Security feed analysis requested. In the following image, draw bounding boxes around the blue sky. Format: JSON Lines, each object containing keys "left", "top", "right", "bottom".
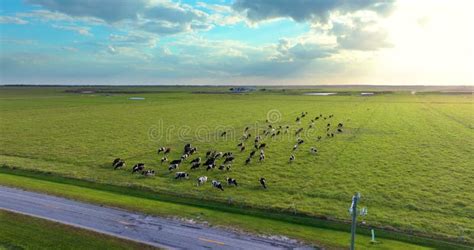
{"left": 0, "top": 0, "right": 472, "bottom": 85}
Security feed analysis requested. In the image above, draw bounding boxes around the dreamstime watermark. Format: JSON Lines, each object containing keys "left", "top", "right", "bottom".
{"left": 266, "top": 109, "right": 282, "bottom": 123}
{"left": 148, "top": 109, "right": 334, "bottom": 144}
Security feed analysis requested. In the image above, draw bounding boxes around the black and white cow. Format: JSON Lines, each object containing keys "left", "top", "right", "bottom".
{"left": 132, "top": 163, "right": 145, "bottom": 173}
{"left": 245, "top": 157, "right": 251, "bottom": 165}
{"left": 212, "top": 180, "right": 224, "bottom": 191}
{"left": 259, "top": 177, "right": 267, "bottom": 189}
{"left": 249, "top": 150, "right": 256, "bottom": 158}
{"left": 289, "top": 154, "right": 295, "bottom": 163}
{"left": 310, "top": 147, "right": 318, "bottom": 154}
{"left": 259, "top": 152, "right": 265, "bottom": 161}
{"left": 112, "top": 158, "right": 121, "bottom": 166}
{"left": 197, "top": 176, "right": 208, "bottom": 186}
{"left": 160, "top": 157, "right": 168, "bottom": 164}
{"left": 170, "top": 159, "right": 183, "bottom": 165}
{"left": 157, "top": 147, "right": 166, "bottom": 154}
{"left": 206, "top": 163, "right": 216, "bottom": 171}
{"left": 190, "top": 162, "right": 201, "bottom": 170}
{"left": 190, "top": 157, "right": 201, "bottom": 164}
{"left": 175, "top": 172, "right": 189, "bottom": 179}
{"left": 168, "top": 163, "right": 179, "bottom": 171}
{"left": 141, "top": 169, "right": 155, "bottom": 176}
{"left": 227, "top": 178, "right": 238, "bottom": 186}
{"left": 224, "top": 156, "right": 234, "bottom": 164}
{"left": 113, "top": 158, "right": 125, "bottom": 169}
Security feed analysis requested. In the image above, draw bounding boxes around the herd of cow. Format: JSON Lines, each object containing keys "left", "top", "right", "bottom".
{"left": 111, "top": 111, "right": 343, "bottom": 191}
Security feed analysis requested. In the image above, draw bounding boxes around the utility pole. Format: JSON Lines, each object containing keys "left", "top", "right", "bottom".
{"left": 349, "top": 192, "right": 360, "bottom": 250}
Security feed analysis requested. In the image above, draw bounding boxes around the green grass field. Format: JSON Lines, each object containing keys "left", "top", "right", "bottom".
{"left": 0, "top": 209, "right": 155, "bottom": 250}
{"left": 0, "top": 86, "right": 473, "bottom": 247}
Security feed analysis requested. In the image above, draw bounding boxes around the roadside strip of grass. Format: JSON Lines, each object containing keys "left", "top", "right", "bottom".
{"left": 0, "top": 209, "right": 156, "bottom": 250}
{"left": 0, "top": 168, "right": 470, "bottom": 250}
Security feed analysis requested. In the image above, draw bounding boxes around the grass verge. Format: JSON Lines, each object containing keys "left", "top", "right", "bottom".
{"left": 0, "top": 209, "right": 156, "bottom": 250}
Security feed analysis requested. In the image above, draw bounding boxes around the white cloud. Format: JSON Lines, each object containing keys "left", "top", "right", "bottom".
{"left": 0, "top": 16, "right": 29, "bottom": 25}
{"left": 51, "top": 24, "right": 92, "bottom": 36}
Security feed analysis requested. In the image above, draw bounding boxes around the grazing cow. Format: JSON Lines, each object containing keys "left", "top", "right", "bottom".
{"left": 203, "top": 157, "right": 215, "bottom": 167}
{"left": 224, "top": 156, "right": 234, "bottom": 164}
{"left": 240, "top": 146, "right": 246, "bottom": 152}
{"left": 254, "top": 136, "right": 261, "bottom": 143}
{"left": 331, "top": 133, "right": 334, "bottom": 137}
{"left": 190, "top": 157, "right": 201, "bottom": 164}
{"left": 227, "top": 178, "right": 238, "bottom": 186}
{"left": 132, "top": 163, "right": 145, "bottom": 173}
{"left": 197, "top": 176, "right": 208, "bottom": 186}
{"left": 237, "top": 142, "right": 244, "bottom": 147}
{"left": 326, "top": 127, "right": 330, "bottom": 132}
{"left": 206, "top": 151, "right": 212, "bottom": 158}
{"left": 259, "top": 143, "right": 266, "bottom": 149}
{"left": 161, "top": 157, "right": 168, "bottom": 164}
{"left": 206, "top": 163, "right": 216, "bottom": 171}
{"left": 327, "top": 133, "right": 330, "bottom": 137}
{"left": 141, "top": 170, "right": 155, "bottom": 176}
{"left": 181, "top": 153, "right": 189, "bottom": 160}
{"left": 221, "top": 131, "right": 227, "bottom": 137}
{"left": 297, "top": 138, "right": 304, "bottom": 144}
{"left": 295, "top": 128, "right": 303, "bottom": 135}
{"left": 175, "top": 172, "right": 189, "bottom": 179}
{"left": 212, "top": 180, "right": 224, "bottom": 191}
{"left": 338, "top": 123, "right": 343, "bottom": 128}
{"left": 259, "top": 153, "right": 265, "bottom": 161}
{"left": 249, "top": 150, "right": 256, "bottom": 158}
{"left": 214, "top": 152, "right": 223, "bottom": 158}
{"left": 189, "top": 147, "right": 197, "bottom": 155}
{"left": 114, "top": 160, "right": 125, "bottom": 170}
{"left": 289, "top": 154, "right": 295, "bottom": 163}
{"left": 112, "top": 158, "right": 121, "bottom": 166}
{"left": 310, "top": 147, "right": 318, "bottom": 154}
{"left": 218, "top": 164, "right": 226, "bottom": 170}
{"left": 157, "top": 147, "right": 165, "bottom": 154}
{"left": 259, "top": 178, "right": 267, "bottom": 189}
{"left": 315, "top": 117, "right": 319, "bottom": 120}
{"left": 301, "top": 112, "right": 306, "bottom": 118}
{"left": 337, "top": 128, "right": 343, "bottom": 133}
{"left": 183, "top": 144, "right": 192, "bottom": 154}
{"left": 327, "top": 123, "right": 331, "bottom": 127}
{"left": 168, "top": 163, "right": 179, "bottom": 171}
{"left": 190, "top": 162, "right": 201, "bottom": 170}
{"left": 296, "top": 117, "right": 300, "bottom": 123}
{"left": 276, "top": 130, "right": 281, "bottom": 135}
{"left": 244, "top": 126, "right": 249, "bottom": 132}
{"left": 164, "top": 147, "right": 171, "bottom": 154}
{"left": 309, "top": 123, "right": 313, "bottom": 129}
{"left": 170, "top": 159, "right": 183, "bottom": 165}
{"left": 292, "top": 144, "right": 298, "bottom": 151}
{"left": 317, "top": 136, "right": 322, "bottom": 141}
{"left": 245, "top": 157, "right": 251, "bottom": 165}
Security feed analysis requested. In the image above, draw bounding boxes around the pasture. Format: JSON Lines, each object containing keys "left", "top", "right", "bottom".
{"left": 0, "top": 86, "right": 472, "bottom": 245}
